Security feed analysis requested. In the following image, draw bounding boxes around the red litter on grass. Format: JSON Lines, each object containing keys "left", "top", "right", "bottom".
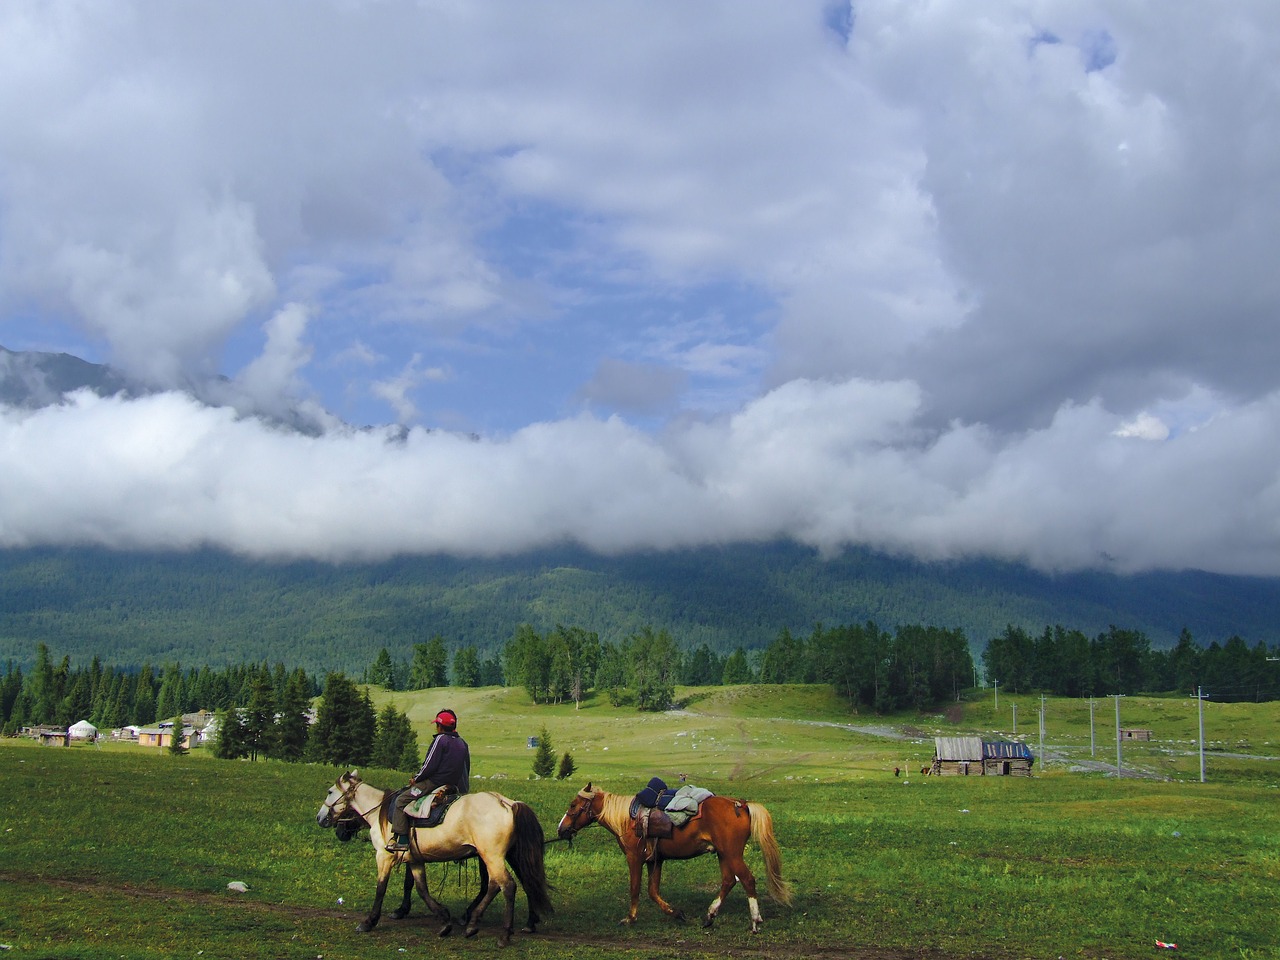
{"left": 1155, "top": 940, "right": 1178, "bottom": 949}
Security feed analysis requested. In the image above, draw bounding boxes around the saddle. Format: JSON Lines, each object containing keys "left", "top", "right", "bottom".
{"left": 404, "top": 784, "right": 459, "bottom": 828}
{"left": 631, "top": 801, "right": 676, "bottom": 840}
{"left": 629, "top": 778, "right": 715, "bottom": 843}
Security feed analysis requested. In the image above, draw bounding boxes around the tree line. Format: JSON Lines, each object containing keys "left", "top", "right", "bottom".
{"left": 363, "top": 620, "right": 975, "bottom": 713}
{"left": 366, "top": 619, "right": 1279, "bottom": 709}
{"left": 214, "top": 671, "right": 421, "bottom": 772}
{"left": 981, "top": 625, "right": 1280, "bottom": 701}
{"left": 5, "top": 620, "right": 1278, "bottom": 752}
{"left": 0, "top": 646, "right": 423, "bottom": 773}
{"left": 0, "top": 643, "right": 321, "bottom": 735}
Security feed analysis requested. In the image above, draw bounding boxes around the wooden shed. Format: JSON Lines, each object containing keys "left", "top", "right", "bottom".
{"left": 1120, "top": 728, "right": 1152, "bottom": 741}
{"left": 982, "top": 740, "right": 1035, "bottom": 776}
{"left": 931, "top": 737, "right": 1035, "bottom": 776}
{"left": 931, "top": 736, "right": 984, "bottom": 776}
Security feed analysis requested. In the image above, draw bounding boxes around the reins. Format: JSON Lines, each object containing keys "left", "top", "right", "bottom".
{"left": 324, "top": 776, "right": 382, "bottom": 824}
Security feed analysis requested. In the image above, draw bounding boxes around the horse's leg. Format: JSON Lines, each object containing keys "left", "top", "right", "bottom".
{"left": 705, "top": 849, "right": 764, "bottom": 934}
{"left": 618, "top": 846, "right": 643, "bottom": 925}
{"left": 463, "top": 858, "right": 490, "bottom": 926}
{"left": 389, "top": 868, "right": 415, "bottom": 920}
{"left": 357, "top": 853, "right": 397, "bottom": 932}
{"left": 407, "top": 864, "right": 455, "bottom": 938}
{"left": 465, "top": 854, "right": 515, "bottom": 947}
{"left": 645, "top": 858, "right": 685, "bottom": 922}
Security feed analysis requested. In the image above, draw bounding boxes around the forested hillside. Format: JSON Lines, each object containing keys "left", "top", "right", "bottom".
{"left": 3, "top": 542, "right": 1280, "bottom": 675}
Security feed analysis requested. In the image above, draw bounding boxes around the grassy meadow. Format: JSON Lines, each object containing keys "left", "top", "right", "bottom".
{"left": 2, "top": 684, "right": 1278, "bottom": 960}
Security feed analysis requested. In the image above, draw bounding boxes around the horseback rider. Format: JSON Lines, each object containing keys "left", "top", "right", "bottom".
{"left": 386, "top": 708, "right": 470, "bottom": 853}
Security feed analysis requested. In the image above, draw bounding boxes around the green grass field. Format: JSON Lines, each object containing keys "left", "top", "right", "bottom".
{"left": 2, "top": 685, "right": 1278, "bottom": 960}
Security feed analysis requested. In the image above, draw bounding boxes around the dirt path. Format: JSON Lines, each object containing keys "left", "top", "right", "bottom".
{"left": 0, "top": 870, "right": 985, "bottom": 960}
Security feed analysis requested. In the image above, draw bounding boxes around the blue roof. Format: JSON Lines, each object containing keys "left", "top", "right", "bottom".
{"left": 982, "top": 741, "right": 1033, "bottom": 760}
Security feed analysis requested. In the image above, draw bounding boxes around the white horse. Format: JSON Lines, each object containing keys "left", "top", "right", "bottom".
{"left": 317, "top": 769, "right": 552, "bottom": 946}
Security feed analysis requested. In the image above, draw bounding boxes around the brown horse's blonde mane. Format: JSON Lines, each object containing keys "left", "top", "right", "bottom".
{"left": 592, "top": 789, "right": 635, "bottom": 838}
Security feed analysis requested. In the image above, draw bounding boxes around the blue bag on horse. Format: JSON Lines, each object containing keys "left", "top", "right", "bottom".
{"left": 635, "top": 776, "right": 667, "bottom": 809}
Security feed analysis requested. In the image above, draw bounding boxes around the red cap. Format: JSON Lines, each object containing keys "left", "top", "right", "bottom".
{"left": 434, "top": 709, "right": 457, "bottom": 730}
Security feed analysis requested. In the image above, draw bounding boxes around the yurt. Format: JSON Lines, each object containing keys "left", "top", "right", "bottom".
{"left": 68, "top": 719, "right": 98, "bottom": 740}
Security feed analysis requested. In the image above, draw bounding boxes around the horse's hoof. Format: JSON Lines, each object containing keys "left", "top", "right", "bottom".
{"left": 497, "top": 934, "right": 511, "bottom": 948}
{"left": 751, "top": 921, "right": 763, "bottom": 934}
{"left": 437, "top": 923, "right": 452, "bottom": 938}
{"left": 355, "top": 922, "right": 373, "bottom": 933}
{"left": 617, "top": 917, "right": 635, "bottom": 926}
{"left": 389, "top": 909, "right": 407, "bottom": 920}
{"left": 520, "top": 924, "right": 538, "bottom": 934}
{"left": 672, "top": 911, "right": 686, "bottom": 923}
{"left": 464, "top": 926, "right": 480, "bottom": 939}
{"left": 702, "top": 915, "right": 714, "bottom": 929}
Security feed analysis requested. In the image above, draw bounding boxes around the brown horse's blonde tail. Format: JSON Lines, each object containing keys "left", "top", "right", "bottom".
{"left": 746, "top": 802, "right": 793, "bottom": 906}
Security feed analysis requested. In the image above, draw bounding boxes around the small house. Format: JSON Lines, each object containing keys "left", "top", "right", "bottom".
{"left": 931, "top": 736, "right": 984, "bottom": 776}
{"left": 68, "top": 719, "right": 98, "bottom": 741}
{"left": 982, "top": 740, "right": 1034, "bottom": 776}
{"left": 138, "top": 726, "right": 169, "bottom": 748}
{"left": 26, "top": 725, "right": 68, "bottom": 746}
{"left": 1120, "top": 728, "right": 1152, "bottom": 741}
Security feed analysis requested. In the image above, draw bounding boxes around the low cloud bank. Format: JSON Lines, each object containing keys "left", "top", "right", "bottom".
{"left": 4, "top": 380, "right": 1278, "bottom": 577}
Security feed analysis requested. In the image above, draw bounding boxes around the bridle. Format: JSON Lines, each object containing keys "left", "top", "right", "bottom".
{"left": 562, "top": 787, "right": 601, "bottom": 837}
{"left": 322, "top": 774, "right": 381, "bottom": 825}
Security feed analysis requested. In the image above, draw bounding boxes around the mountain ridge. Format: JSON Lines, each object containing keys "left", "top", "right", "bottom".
{"left": 2, "top": 542, "right": 1278, "bottom": 676}
{"left": 5, "top": 346, "right": 1280, "bottom": 676}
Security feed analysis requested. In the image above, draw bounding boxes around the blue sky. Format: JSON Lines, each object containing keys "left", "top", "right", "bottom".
{"left": 3, "top": 1, "right": 1280, "bottom": 575}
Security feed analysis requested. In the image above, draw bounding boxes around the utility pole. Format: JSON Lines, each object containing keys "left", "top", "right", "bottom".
{"left": 1038, "top": 695, "right": 1045, "bottom": 769}
{"left": 1113, "top": 694, "right": 1124, "bottom": 775}
{"left": 1089, "top": 698, "right": 1096, "bottom": 757}
{"left": 1012, "top": 702, "right": 1017, "bottom": 735}
{"left": 1192, "top": 686, "right": 1207, "bottom": 783}
{"left": 994, "top": 680, "right": 999, "bottom": 711}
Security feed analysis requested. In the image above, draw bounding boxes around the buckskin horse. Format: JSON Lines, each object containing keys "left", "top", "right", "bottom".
{"left": 317, "top": 769, "right": 552, "bottom": 945}
{"left": 556, "top": 782, "right": 791, "bottom": 933}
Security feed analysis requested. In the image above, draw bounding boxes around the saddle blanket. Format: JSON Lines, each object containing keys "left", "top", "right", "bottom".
{"left": 404, "top": 786, "right": 459, "bottom": 828}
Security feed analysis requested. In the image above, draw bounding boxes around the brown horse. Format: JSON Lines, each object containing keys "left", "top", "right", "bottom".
{"left": 556, "top": 782, "right": 791, "bottom": 933}
{"left": 317, "top": 769, "right": 552, "bottom": 945}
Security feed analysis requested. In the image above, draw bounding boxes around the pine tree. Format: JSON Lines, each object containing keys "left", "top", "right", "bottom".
{"left": 243, "top": 674, "right": 275, "bottom": 761}
{"left": 532, "top": 726, "right": 555, "bottom": 778}
{"left": 365, "top": 648, "right": 397, "bottom": 689}
{"left": 721, "top": 647, "right": 753, "bottom": 684}
{"left": 408, "top": 636, "right": 449, "bottom": 689}
{"left": 167, "top": 716, "right": 188, "bottom": 755}
{"left": 311, "top": 673, "right": 375, "bottom": 766}
{"left": 372, "top": 704, "right": 418, "bottom": 771}
{"left": 556, "top": 750, "right": 576, "bottom": 780}
{"left": 452, "top": 646, "right": 481, "bottom": 687}
{"left": 213, "top": 707, "right": 250, "bottom": 760}
{"left": 272, "top": 670, "right": 312, "bottom": 761}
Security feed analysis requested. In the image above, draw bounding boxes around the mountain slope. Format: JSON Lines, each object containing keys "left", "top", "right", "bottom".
{"left": 2, "top": 543, "right": 1279, "bottom": 675}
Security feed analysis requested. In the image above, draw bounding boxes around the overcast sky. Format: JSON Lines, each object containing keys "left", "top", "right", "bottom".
{"left": 3, "top": 1, "right": 1280, "bottom": 575}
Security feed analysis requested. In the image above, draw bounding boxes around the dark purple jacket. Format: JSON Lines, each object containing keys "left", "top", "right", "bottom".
{"left": 413, "top": 729, "right": 470, "bottom": 794}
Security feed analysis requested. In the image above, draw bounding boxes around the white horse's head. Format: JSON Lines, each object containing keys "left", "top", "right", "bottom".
{"left": 316, "top": 769, "right": 361, "bottom": 828}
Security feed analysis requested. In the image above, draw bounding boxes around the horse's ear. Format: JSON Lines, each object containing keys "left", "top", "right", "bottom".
{"left": 584, "top": 781, "right": 592, "bottom": 791}
{"left": 349, "top": 768, "right": 359, "bottom": 780}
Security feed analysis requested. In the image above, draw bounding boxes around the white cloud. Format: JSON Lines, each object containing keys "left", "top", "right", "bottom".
{"left": 1113, "top": 413, "right": 1169, "bottom": 441}
{"left": 3, "top": 382, "right": 1280, "bottom": 575}
{"left": 2, "top": 1, "right": 1280, "bottom": 575}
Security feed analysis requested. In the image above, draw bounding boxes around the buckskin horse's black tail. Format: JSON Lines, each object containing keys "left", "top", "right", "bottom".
{"left": 507, "top": 801, "right": 554, "bottom": 918}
